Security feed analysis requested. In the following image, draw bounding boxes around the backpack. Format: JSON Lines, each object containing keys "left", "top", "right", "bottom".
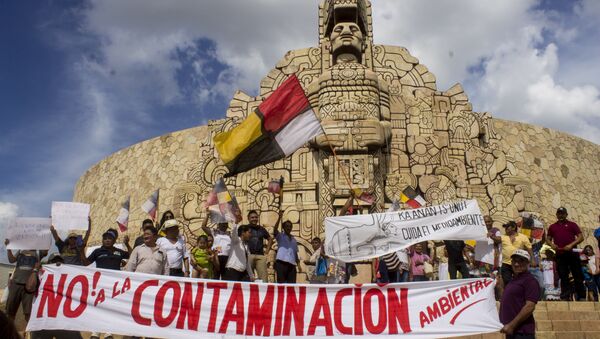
{"left": 316, "top": 257, "right": 327, "bottom": 276}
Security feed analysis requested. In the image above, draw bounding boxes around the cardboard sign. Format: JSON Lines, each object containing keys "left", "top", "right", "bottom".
{"left": 51, "top": 201, "right": 90, "bottom": 231}
{"left": 6, "top": 217, "right": 52, "bottom": 250}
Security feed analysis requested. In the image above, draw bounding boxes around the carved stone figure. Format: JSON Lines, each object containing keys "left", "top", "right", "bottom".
{"left": 169, "top": 0, "right": 534, "bottom": 281}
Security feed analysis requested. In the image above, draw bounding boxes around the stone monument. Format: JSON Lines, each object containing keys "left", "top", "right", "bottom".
{"left": 75, "top": 0, "right": 600, "bottom": 282}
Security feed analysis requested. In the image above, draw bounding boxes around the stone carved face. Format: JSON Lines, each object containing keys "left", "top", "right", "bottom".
{"left": 330, "top": 22, "right": 363, "bottom": 62}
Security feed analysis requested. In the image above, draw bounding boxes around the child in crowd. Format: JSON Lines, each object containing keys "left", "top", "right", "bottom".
{"left": 190, "top": 235, "right": 219, "bottom": 279}
{"left": 540, "top": 246, "right": 560, "bottom": 300}
{"left": 582, "top": 245, "right": 599, "bottom": 301}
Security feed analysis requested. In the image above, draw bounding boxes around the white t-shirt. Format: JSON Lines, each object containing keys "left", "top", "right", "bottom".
{"left": 157, "top": 236, "right": 189, "bottom": 270}
{"left": 588, "top": 255, "right": 597, "bottom": 275}
{"left": 212, "top": 234, "right": 232, "bottom": 256}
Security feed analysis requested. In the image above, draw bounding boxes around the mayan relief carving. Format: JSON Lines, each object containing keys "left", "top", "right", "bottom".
{"left": 168, "top": 0, "right": 534, "bottom": 281}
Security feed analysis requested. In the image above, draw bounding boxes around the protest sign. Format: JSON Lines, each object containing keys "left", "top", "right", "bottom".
{"left": 51, "top": 201, "right": 90, "bottom": 231}
{"left": 325, "top": 200, "right": 486, "bottom": 262}
{"left": 28, "top": 265, "right": 501, "bottom": 338}
{"left": 6, "top": 217, "right": 52, "bottom": 250}
{"left": 0, "top": 204, "right": 19, "bottom": 264}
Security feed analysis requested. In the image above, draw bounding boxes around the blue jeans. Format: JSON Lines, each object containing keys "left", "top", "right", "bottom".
{"left": 585, "top": 276, "right": 598, "bottom": 301}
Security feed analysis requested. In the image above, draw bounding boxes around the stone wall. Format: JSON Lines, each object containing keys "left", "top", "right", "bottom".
{"left": 494, "top": 118, "right": 600, "bottom": 247}
{"left": 74, "top": 117, "right": 600, "bottom": 249}
{"left": 74, "top": 125, "right": 209, "bottom": 245}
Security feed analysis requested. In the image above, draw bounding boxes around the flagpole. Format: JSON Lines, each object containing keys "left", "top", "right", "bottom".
{"left": 156, "top": 189, "right": 160, "bottom": 225}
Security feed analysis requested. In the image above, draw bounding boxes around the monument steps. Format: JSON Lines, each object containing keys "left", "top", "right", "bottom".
{"left": 456, "top": 301, "right": 600, "bottom": 339}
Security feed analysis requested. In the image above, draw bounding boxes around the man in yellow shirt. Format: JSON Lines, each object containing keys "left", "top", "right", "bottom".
{"left": 500, "top": 221, "right": 534, "bottom": 288}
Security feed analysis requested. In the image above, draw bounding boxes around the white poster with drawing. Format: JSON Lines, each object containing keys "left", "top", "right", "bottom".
{"left": 325, "top": 200, "right": 487, "bottom": 262}
{"left": 6, "top": 217, "right": 52, "bottom": 250}
{"left": 51, "top": 201, "right": 90, "bottom": 231}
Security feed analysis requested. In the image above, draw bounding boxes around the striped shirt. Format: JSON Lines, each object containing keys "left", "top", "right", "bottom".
{"left": 381, "top": 252, "right": 401, "bottom": 271}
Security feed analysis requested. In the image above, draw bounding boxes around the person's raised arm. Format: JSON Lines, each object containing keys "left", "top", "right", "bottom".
{"left": 5, "top": 239, "right": 16, "bottom": 263}
{"left": 201, "top": 206, "right": 213, "bottom": 236}
{"left": 123, "top": 234, "right": 132, "bottom": 254}
{"left": 339, "top": 191, "right": 355, "bottom": 216}
{"left": 50, "top": 225, "right": 62, "bottom": 243}
{"left": 81, "top": 217, "right": 92, "bottom": 247}
{"left": 273, "top": 208, "right": 283, "bottom": 238}
{"left": 230, "top": 224, "right": 240, "bottom": 243}
{"left": 80, "top": 246, "right": 91, "bottom": 266}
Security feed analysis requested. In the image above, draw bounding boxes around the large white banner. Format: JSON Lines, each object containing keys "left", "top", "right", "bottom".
{"left": 51, "top": 201, "right": 90, "bottom": 231}
{"left": 6, "top": 217, "right": 52, "bottom": 250}
{"left": 28, "top": 265, "right": 501, "bottom": 338}
{"left": 325, "top": 200, "right": 486, "bottom": 261}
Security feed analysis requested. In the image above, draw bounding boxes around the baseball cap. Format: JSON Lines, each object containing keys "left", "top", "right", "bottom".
{"left": 556, "top": 207, "right": 568, "bottom": 214}
{"left": 102, "top": 230, "right": 117, "bottom": 239}
{"left": 163, "top": 219, "right": 180, "bottom": 229}
{"left": 511, "top": 249, "right": 530, "bottom": 262}
{"left": 67, "top": 232, "right": 79, "bottom": 239}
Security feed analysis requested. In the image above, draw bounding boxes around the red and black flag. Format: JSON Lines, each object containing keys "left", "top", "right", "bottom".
{"left": 213, "top": 74, "right": 323, "bottom": 177}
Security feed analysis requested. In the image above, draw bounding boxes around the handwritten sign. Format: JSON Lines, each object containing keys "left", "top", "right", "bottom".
{"left": 6, "top": 217, "right": 52, "bottom": 250}
{"left": 51, "top": 202, "right": 90, "bottom": 231}
{"left": 325, "top": 200, "right": 487, "bottom": 261}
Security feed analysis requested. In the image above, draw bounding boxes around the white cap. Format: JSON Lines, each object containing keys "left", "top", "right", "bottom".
{"left": 163, "top": 219, "right": 180, "bottom": 229}
{"left": 511, "top": 249, "right": 530, "bottom": 262}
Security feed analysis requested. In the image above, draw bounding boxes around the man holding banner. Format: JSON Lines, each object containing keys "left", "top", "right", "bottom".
{"left": 125, "top": 226, "right": 169, "bottom": 276}
{"left": 4, "top": 239, "right": 47, "bottom": 322}
{"left": 500, "top": 249, "right": 540, "bottom": 338}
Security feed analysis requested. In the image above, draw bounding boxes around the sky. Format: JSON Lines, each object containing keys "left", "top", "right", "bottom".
{"left": 1, "top": 0, "right": 599, "bottom": 223}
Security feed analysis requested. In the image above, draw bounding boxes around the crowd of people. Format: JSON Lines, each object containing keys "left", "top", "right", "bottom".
{"left": 2, "top": 189, "right": 600, "bottom": 338}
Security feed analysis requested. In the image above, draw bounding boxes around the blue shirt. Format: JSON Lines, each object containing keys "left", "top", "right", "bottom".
{"left": 275, "top": 232, "right": 298, "bottom": 265}
{"left": 245, "top": 224, "right": 270, "bottom": 255}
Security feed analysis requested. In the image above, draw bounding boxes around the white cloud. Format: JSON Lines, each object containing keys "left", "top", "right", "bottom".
{"left": 372, "top": 0, "right": 541, "bottom": 90}
{"left": 370, "top": 0, "right": 600, "bottom": 144}
{"left": 0, "top": 202, "right": 18, "bottom": 220}
{"left": 7, "top": 0, "right": 600, "bottom": 217}
{"left": 82, "top": 0, "right": 317, "bottom": 100}
{"left": 78, "top": 0, "right": 600, "bottom": 145}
